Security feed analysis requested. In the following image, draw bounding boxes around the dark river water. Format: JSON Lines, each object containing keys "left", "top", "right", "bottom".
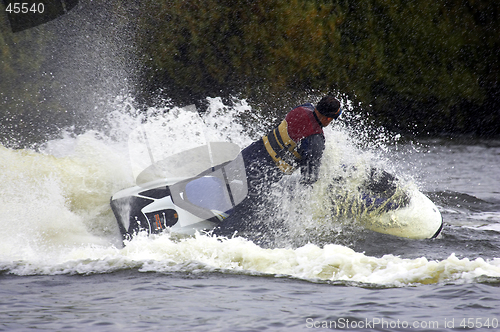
{"left": 1, "top": 103, "right": 499, "bottom": 331}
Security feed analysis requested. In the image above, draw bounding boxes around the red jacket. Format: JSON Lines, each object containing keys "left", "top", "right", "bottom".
{"left": 262, "top": 103, "right": 326, "bottom": 183}
{"left": 285, "top": 104, "right": 324, "bottom": 142}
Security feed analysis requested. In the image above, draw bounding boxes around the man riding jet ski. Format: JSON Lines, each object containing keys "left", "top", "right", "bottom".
{"left": 110, "top": 96, "right": 443, "bottom": 242}
{"left": 210, "top": 96, "right": 343, "bottom": 237}
{"left": 111, "top": 96, "right": 343, "bottom": 240}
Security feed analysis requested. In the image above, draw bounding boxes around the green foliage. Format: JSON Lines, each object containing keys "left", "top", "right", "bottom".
{"left": 137, "top": 0, "right": 499, "bottom": 136}
{"left": 138, "top": 0, "right": 337, "bottom": 98}
{"left": 0, "top": 0, "right": 137, "bottom": 147}
{"left": 0, "top": 14, "right": 64, "bottom": 146}
{"left": 1, "top": 0, "right": 498, "bottom": 143}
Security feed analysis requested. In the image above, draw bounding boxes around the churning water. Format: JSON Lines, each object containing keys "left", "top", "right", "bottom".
{"left": 1, "top": 97, "right": 500, "bottom": 331}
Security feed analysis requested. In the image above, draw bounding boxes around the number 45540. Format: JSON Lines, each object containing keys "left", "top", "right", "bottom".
{"left": 460, "top": 318, "right": 499, "bottom": 329}
{"left": 5, "top": 2, "right": 45, "bottom": 14}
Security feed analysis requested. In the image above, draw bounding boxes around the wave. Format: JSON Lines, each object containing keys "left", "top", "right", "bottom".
{"left": 430, "top": 191, "right": 500, "bottom": 213}
{"left": 1, "top": 232, "right": 500, "bottom": 287}
{"left": 1, "top": 96, "right": 498, "bottom": 286}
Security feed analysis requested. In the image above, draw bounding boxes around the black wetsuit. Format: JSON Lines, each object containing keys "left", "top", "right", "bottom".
{"left": 212, "top": 103, "right": 326, "bottom": 239}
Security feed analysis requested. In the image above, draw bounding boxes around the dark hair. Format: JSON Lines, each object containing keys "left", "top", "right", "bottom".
{"left": 316, "top": 96, "right": 341, "bottom": 118}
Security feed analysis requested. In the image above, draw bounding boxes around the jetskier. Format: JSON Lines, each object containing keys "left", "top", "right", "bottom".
{"left": 110, "top": 108, "right": 443, "bottom": 242}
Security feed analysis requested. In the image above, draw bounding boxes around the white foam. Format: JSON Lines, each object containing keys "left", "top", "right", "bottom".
{"left": 2, "top": 232, "right": 500, "bottom": 286}
{"left": 0, "top": 96, "right": 493, "bottom": 286}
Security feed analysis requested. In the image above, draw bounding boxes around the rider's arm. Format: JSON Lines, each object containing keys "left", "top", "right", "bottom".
{"left": 298, "top": 134, "right": 325, "bottom": 185}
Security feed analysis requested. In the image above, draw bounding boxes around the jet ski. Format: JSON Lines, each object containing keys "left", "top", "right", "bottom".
{"left": 111, "top": 146, "right": 443, "bottom": 242}
{"left": 110, "top": 107, "right": 443, "bottom": 242}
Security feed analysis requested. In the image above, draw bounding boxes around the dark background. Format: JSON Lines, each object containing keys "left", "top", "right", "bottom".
{"left": 1, "top": 0, "right": 499, "bottom": 147}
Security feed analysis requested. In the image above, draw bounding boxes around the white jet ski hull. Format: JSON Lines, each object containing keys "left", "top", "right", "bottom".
{"left": 111, "top": 178, "right": 219, "bottom": 239}
{"left": 111, "top": 176, "right": 443, "bottom": 242}
{"left": 361, "top": 190, "right": 443, "bottom": 239}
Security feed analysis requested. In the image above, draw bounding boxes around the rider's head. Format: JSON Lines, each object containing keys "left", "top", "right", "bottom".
{"left": 316, "top": 96, "right": 342, "bottom": 120}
